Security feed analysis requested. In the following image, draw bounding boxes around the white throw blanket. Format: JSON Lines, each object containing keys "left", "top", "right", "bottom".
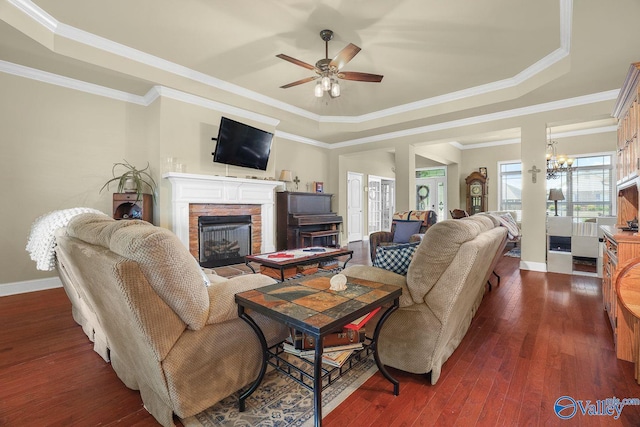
{"left": 26, "top": 207, "right": 107, "bottom": 271}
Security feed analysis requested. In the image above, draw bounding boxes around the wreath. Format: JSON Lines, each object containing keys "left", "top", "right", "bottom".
{"left": 417, "top": 185, "right": 429, "bottom": 199}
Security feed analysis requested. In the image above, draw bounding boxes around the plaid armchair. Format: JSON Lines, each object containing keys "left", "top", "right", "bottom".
{"left": 369, "top": 210, "right": 437, "bottom": 262}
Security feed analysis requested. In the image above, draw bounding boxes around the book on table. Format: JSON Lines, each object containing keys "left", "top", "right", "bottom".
{"left": 306, "top": 349, "right": 353, "bottom": 368}
{"left": 343, "top": 307, "right": 381, "bottom": 331}
{"left": 288, "top": 327, "right": 364, "bottom": 350}
{"left": 282, "top": 343, "right": 361, "bottom": 368}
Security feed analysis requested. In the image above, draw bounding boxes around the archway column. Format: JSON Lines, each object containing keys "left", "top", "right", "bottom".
{"left": 520, "top": 121, "right": 548, "bottom": 271}
{"left": 394, "top": 143, "right": 416, "bottom": 212}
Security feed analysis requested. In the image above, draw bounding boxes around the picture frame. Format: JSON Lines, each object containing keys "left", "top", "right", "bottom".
{"left": 313, "top": 181, "right": 324, "bottom": 193}
{"left": 479, "top": 167, "right": 488, "bottom": 178}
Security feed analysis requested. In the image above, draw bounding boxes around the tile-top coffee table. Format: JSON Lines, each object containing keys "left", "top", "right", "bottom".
{"left": 235, "top": 272, "right": 401, "bottom": 427}
{"left": 245, "top": 247, "right": 353, "bottom": 281}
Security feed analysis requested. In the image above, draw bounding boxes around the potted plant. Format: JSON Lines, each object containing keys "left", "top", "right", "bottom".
{"left": 100, "top": 160, "right": 157, "bottom": 202}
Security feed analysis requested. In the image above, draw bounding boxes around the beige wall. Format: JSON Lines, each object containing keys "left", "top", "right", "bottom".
{"left": 1, "top": 73, "right": 148, "bottom": 284}
{"left": 272, "top": 138, "right": 329, "bottom": 194}
{"left": 1, "top": 73, "right": 328, "bottom": 287}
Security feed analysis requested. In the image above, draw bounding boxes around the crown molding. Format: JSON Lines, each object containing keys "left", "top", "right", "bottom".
{"left": 0, "top": 59, "right": 147, "bottom": 104}
{"left": 449, "top": 124, "right": 617, "bottom": 151}
{"left": 0, "top": 57, "right": 618, "bottom": 150}
{"left": 6, "top": 0, "right": 56, "bottom": 30}
{"left": 152, "top": 86, "right": 280, "bottom": 127}
{"left": 274, "top": 131, "right": 330, "bottom": 148}
{"left": 331, "top": 89, "right": 619, "bottom": 149}
{"left": 7, "top": 0, "right": 573, "bottom": 125}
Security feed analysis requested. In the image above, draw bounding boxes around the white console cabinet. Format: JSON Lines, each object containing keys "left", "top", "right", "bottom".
{"left": 546, "top": 216, "right": 617, "bottom": 276}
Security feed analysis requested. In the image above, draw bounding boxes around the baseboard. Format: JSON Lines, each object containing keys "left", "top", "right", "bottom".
{"left": 519, "top": 260, "right": 547, "bottom": 272}
{"left": 0, "top": 276, "right": 62, "bottom": 297}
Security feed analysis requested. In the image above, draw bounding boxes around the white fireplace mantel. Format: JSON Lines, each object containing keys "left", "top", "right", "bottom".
{"left": 163, "top": 172, "right": 284, "bottom": 252}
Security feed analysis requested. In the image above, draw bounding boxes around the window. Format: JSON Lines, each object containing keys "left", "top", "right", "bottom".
{"left": 498, "top": 154, "right": 614, "bottom": 223}
{"left": 546, "top": 154, "right": 613, "bottom": 220}
{"left": 498, "top": 162, "right": 522, "bottom": 221}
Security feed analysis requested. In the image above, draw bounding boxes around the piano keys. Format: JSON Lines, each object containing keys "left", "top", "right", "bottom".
{"left": 277, "top": 192, "right": 343, "bottom": 250}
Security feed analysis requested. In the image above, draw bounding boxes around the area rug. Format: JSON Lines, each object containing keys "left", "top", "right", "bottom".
{"left": 504, "top": 247, "right": 520, "bottom": 257}
{"left": 181, "top": 357, "right": 378, "bottom": 427}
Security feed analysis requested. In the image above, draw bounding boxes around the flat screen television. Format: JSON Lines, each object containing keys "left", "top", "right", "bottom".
{"left": 212, "top": 117, "right": 273, "bottom": 171}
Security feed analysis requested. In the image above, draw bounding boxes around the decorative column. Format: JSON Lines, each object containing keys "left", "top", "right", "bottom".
{"left": 520, "top": 121, "right": 548, "bottom": 272}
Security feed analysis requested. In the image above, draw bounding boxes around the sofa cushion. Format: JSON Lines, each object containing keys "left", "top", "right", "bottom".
{"left": 373, "top": 241, "right": 419, "bottom": 275}
{"left": 406, "top": 220, "right": 480, "bottom": 304}
{"left": 206, "top": 274, "right": 276, "bottom": 324}
{"left": 392, "top": 220, "right": 422, "bottom": 243}
{"left": 66, "top": 212, "right": 138, "bottom": 248}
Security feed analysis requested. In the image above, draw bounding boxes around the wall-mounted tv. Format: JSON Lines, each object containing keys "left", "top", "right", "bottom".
{"left": 212, "top": 117, "right": 274, "bottom": 171}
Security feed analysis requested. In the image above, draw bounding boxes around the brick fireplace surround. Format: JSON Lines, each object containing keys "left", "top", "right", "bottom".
{"left": 163, "top": 173, "right": 284, "bottom": 259}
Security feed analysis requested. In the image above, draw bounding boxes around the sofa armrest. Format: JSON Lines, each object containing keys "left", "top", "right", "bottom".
{"left": 206, "top": 273, "right": 277, "bottom": 324}
{"left": 342, "top": 264, "right": 414, "bottom": 308}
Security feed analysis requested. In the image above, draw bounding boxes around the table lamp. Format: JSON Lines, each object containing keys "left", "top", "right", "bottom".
{"left": 548, "top": 188, "right": 564, "bottom": 216}
{"left": 279, "top": 170, "right": 293, "bottom": 191}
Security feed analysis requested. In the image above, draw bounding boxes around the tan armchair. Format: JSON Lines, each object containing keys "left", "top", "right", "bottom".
{"left": 54, "top": 213, "right": 289, "bottom": 426}
{"left": 345, "top": 215, "right": 508, "bottom": 384}
{"left": 369, "top": 210, "right": 437, "bottom": 262}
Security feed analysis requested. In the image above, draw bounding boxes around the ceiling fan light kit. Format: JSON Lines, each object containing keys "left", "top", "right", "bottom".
{"left": 278, "top": 29, "right": 383, "bottom": 99}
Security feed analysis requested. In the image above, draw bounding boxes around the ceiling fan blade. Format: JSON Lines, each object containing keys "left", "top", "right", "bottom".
{"left": 329, "top": 43, "right": 361, "bottom": 70}
{"left": 280, "top": 76, "right": 319, "bottom": 89}
{"left": 276, "top": 54, "right": 316, "bottom": 71}
{"left": 338, "top": 71, "right": 384, "bottom": 83}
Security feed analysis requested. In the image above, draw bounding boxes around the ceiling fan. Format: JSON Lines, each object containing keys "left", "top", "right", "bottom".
{"left": 276, "top": 29, "right": 383, "bottom": 98}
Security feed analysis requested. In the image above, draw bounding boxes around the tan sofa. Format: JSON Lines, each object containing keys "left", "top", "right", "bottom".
{"left": 343, "top": 215, "right": 507, "bottom": 384}
{"left": 54, "top": 213, "right": 289, "bottom": 426}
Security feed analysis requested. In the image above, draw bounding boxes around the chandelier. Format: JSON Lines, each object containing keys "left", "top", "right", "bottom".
{"left": 546, "top": 128, "right": 573, "bottom": 179}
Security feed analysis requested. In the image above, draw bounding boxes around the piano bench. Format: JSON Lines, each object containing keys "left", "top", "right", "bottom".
{"left": 299, "top": 230, "right": 340, "bottom": 248}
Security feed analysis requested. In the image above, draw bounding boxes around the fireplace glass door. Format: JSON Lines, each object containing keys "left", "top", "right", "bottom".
{"left": 198, "top": 215, "right": 251, "bottom": 268}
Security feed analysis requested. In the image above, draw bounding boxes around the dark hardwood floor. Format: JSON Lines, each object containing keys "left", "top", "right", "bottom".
{"left": 1, "top": 241, "right": 639, "bottom": 426}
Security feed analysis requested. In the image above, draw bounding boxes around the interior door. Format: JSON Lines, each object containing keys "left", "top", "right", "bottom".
{"left": 347, "top": 172, "right": 363, "bottom": 242}
{"left": 368, "top": 177, "right": 382, "bottom": 234}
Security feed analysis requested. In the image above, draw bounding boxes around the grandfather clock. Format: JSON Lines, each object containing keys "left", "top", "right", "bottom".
{"left": 465, "top": 171, "right": 487, "bottom": 215}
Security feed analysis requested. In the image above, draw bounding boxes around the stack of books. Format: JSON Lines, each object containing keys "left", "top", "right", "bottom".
{"left": 282, "top": 342, "right": 364, "bottom": 367}
{"left": 283, "top": 307, "right": 381, "bottom": 367}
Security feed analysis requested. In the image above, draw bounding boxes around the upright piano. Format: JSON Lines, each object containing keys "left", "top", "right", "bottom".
{"left": 276, "top": 192, "right": 343, "bottom": 250}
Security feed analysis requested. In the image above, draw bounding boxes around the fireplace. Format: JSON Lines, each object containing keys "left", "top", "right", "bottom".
{"left": 163, "top": 173, "right": 284, "bottom": 257}
{"left": 198, "top": 215, "right": 252, "bottom": 267}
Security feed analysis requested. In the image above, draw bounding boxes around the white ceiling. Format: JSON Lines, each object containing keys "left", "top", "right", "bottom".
{"left": 0, "top": 0, "right": 638, "bottom": 146}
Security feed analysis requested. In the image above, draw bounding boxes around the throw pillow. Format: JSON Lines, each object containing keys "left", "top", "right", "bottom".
{"left": 392, "top": 220, "right": 422, "bottom": 243}
{"left": 373, "top": 241, "right": 419, "bottom": 275}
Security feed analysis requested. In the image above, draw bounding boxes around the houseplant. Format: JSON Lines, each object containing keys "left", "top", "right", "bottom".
{"left": 100, "top": 160, "right": 157, "bottom": 202}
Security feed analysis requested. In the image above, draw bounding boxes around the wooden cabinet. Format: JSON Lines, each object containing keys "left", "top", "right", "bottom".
{"left": 465, "top": 171, "right": 487, "bottom": 215}
{"left": 613, "top": 62, "right": 640, "bottom": 227}
{"left": 113, "top": 193, "right": 153, "bottom": 223}
{"left": 601, "top": 227, "right": 640, "bottom": 361}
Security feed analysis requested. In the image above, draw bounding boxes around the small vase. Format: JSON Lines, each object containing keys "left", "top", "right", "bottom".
{"left": 123, "top": 178, "right": 137, "bottom": 193}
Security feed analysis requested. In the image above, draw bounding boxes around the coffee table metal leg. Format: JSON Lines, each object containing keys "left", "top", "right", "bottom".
{"left": 237, "top": 305, "right": 268, "bottom": 412}
{"left": 342, "top": 253, "right": 353, "bottom": 269}
{"left": 245, "top": 260, "right": 256, "bottom": 274}
{"left": 313, "top": 343, "right": 323, "bottom": 427}
{"left": 372, "top": 299, "right": 400, "bottom": 395}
